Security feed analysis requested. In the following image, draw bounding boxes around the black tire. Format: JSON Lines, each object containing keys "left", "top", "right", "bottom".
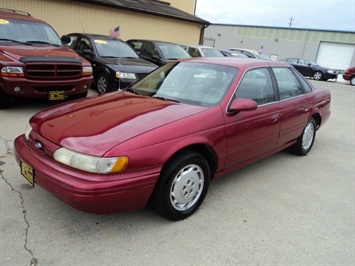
{"left": 291, "top": 117, "right": 316, "bottom": 156}
{"left": 313, "top": 71, "right": 323, "bottom": 81}
{"left": 150, "top": 150, "right": 210, "bottom": 221}
{"left": 350, "top": 76, "right": 355, "bottom": 86}
{"left": 96, "top": 72, "right": 112, "bottom": 94}
{"left": 0, "top": 88, "right": 12, "bottom": 109}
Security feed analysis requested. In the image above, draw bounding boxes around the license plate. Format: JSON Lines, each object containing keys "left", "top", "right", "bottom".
{"left": 48, "top": 91, "right": 66, "bottom": 100}
{"left": 20, "top": 160, "right": 34, "bottom": 187}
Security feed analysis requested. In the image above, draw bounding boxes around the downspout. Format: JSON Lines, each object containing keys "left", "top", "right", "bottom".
{"left": 194, "top": 0, "right": 210, "bottom": 45}
{"left": 301, "top": 29, "right": 309, "bottom": 57}
{"left": 199, "top": 24, "right": 209, "bottom": 45}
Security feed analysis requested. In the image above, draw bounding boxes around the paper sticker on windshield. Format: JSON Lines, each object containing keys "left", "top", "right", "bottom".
{"left": 94, "top": 40, "right": 107, "bottom": 44}
{"left": 0, "top": 19, "right": 9, "bottom": 24}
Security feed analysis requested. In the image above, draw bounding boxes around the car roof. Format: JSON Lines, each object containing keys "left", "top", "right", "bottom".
{"left": 68, "top": 33, "right": 124, "bottom": 41}
{"left": 180, "top": 44, "right": 218, "bottom": 49}
{"left": 0, "top": 8, "right": 47, "bottom": 24}
{"left": 178, "top": 57, "right": 288, "bottom": 68}
{"left": 126, "top": 39, "right": 178, "bottom": 45}
{"left": 229, "top": 48, "right": 261, "bottom": 53}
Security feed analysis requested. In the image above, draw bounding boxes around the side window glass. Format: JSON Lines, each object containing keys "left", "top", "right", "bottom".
{"left": 129, "top": 41, "right": 142, "bottom": 54}
{"left": 243, "top": 51, "right": 254, "bottom": 58}
{"left": 78, "top": 37, "right": 92, "bottom": 53}
{"left": 292, "top": 68, "right": 313, "bottom": 93}
{"left": 272, "top": 67, "right": 304, "bottom": 100}
{"left": 142, "top": 42, "right": 158, "bottom": 57}
{"left": 298, "top": 59, "right": 306, "bottom": 65}
{"left": 188, "top": 48, "right": 200, "bottom": 57}
{"left": 66, "top": 36, "right": 77, "bottom": 49}
{"left": 235, "top": 68, "right": 275, "bottom": 105}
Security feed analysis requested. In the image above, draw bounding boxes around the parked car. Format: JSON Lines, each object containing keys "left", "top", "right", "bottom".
{"left": 220, "top": 50, "right": 248, "bottom": 58}
{"left": 0, "top": 8, "right": 93, "bottom": 108}
{"left": 179, "top": 44, "right": 225, "bottom": 57}
{"left": 342, "top": 66, "right": 355, "bottom": 85}
{"left": 14, "top": 58, "right": 331, "bottom": 221}
{"left": 228, "top": 48, "right": 271, "bottom": 60}
{"left": 65, "top": 33, "right": 157, "bottom": 94}
{"left": 126, "top": 39, "right": 190, "bottom": 66}
{"left": 279, "top": 57, "right": 338, "bottom": 81}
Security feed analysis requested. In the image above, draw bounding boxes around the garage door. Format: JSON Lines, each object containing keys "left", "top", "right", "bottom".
{"left": 316, "top": 42, "right": 355, "bottom": 70}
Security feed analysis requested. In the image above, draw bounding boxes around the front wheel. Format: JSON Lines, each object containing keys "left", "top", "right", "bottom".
{"left": 150, "top": 150, "right": 210, "bottom": 221}
{"left": 350, "top": 76, "right": 355, "bottom": 86}
{"left": 313, "top": 71, "right": 323, "bottom": 80}
{"left": 96, "top": 72, "right": 112, "bottom": 94}
{"left": 291, "top": 118, "right": 316, "bottom": 156}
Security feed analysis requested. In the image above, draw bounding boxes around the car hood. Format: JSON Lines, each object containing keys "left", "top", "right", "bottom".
{"left": 0, "top": 44, "right": 83, "bottom": 61}
{"left": 96, "top": 57, "right": 157, "bottom": 71}
{"left": 30, "top": 92, "right": 207, "bottom": 155}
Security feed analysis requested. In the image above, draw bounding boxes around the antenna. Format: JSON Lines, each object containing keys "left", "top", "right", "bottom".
{"left": 79, "top": 20, "right": 85, "bottom": 33}
{"left": 288, "top": 16, "right": 295, "bottom": 28}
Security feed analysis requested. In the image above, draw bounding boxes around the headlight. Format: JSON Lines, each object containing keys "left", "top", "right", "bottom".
{"left": 82, "top": 66, "right": 93, "bottom": 76}
{"left": 1, "top": 66, "right": 24, "bottom": 77}
{"left": 53, "top": 147, "right": 128, "bottom": 174}
{"left": 24, "top": 123, "right": 32, "bottom": 140}
{"left": 327, "top": 70, "right": 335, "bottom": 74}
{"left": 116, "top": 72, "right": 136, "bottom": 79}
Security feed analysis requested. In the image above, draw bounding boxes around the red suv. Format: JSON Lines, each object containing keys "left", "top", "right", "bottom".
{"left": 0, "top": 8, "right": 93, "bottom": 108}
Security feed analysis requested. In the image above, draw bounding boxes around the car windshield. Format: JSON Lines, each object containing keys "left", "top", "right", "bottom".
{"left": 93, "top": 39, "right": 139, "bottom": 58}
{"left": 129, "top": 61, "right": 238, "bottom": 106}
{"left": 0, "top": 19, "right": 62, "bottom": 45}
{"left": 156, "top": 43, "right": 191, "bottom": 59}
{"left": 201, "top": 48, "right": 225, "bottom": 57}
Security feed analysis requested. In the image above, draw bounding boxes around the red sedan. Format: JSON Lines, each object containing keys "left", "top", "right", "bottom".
{"left": 342, "top": 66, "right": 355, "bottom": 86}
{"left": 14, "top": 58, "right": 331, "bottom": 220}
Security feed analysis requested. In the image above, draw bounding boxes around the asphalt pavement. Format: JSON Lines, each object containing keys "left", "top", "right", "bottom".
{"left": 1, "top": 79, "right": 354, "bottom": 266}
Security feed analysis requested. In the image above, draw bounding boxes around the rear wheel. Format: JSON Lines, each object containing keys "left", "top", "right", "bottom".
{"left": 150, "top": 150, "right": 210, "bottom": 221}
{"left": 96, "top": 72, "right": 112, "bottom": 94}
{"left": 291, "top": 117, "right": 316, "bottom": 156}
{"left": 313, "top": 71, "right": 323, "bottom": 80}
{"left": 350, "top": 76, "right": 355, "bottom": 86}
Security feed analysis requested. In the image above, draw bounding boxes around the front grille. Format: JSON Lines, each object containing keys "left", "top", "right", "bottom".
{"left": 136, "top": 73, "right": 148, "bottom": 80}
{"left": 24, "top": 63, "right": 82, "bottom": 79}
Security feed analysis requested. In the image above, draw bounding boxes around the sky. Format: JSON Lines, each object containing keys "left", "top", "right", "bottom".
{"left": 195, "top": 0, "right": 355, "bottom": 32}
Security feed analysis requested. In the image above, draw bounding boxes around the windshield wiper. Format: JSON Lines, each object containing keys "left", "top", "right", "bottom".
{"left": 124, "top": 87, "right": 141, "bottom": 95}
{"left": 153, "top": 95, "right": 180, "bottom": 103}
{"left": 26, "top": 40, "right": 59, "bottom": 46}
{"left": 100, "top": 56, "right": 117, "bottom": 58}
{"left": 0, "top": 38, "right": 30, "bottom": 45}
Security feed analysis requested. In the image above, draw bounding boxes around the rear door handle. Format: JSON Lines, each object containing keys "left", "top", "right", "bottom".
{"left": 270, "top": 114, "right": 280, "bottom": 122}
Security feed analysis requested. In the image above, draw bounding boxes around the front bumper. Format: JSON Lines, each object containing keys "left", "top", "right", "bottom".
{"left": 1, "top": 76, "right": 93, "bottom": 99}
{"left": 323, "top": 72, "right": 338, "bottom": 80}
{"left": 14, "top": 134, "right": 158, "bottom": 214}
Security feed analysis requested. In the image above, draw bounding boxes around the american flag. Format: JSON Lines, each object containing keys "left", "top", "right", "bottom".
{"left": 109, "top": 26, "right": 120, "bottom": 38}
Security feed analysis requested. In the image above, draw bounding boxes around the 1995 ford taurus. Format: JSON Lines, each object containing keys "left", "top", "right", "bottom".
{"left": 14, "top": 58, "right": 331, "bottom": 220}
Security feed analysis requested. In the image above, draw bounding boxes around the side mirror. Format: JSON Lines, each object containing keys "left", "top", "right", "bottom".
{"left": 61, "top": 35, "right": 71, "bottom": 44}
{"left": 82, "top": 49, "right": 94, "bottom": 56}
{"left": 228, "top": 98, "right": 258, "bottom": 113}
{"left": 152, "top": 55, "right": 161, "bottom": 60}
